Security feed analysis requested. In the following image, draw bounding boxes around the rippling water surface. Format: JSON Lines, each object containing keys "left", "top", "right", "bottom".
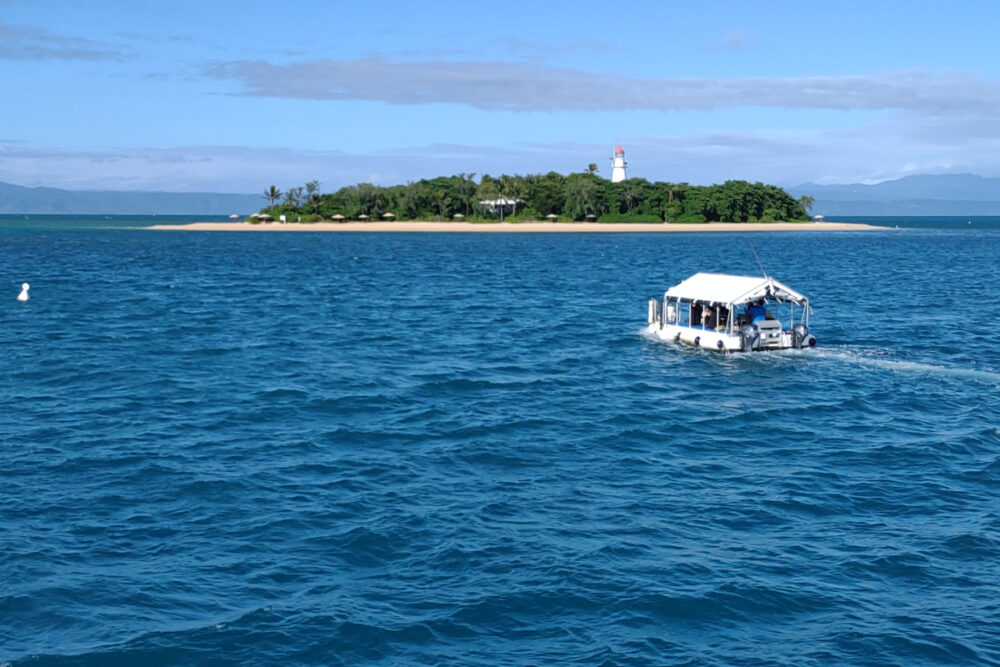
{"left": 2, "top": 221, "right": 998, "bottom": 665}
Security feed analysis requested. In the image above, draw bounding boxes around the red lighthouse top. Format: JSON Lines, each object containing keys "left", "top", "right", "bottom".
{"left": 615, "top": 146, "right": 624, "bottom": 154}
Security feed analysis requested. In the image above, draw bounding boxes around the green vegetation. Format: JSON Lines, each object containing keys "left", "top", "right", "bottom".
{"left": 258, "top": 173, "right": 810, "bottom": 223}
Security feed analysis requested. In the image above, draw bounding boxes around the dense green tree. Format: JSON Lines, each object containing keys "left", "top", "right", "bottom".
{"left": 524, "top": 171, "right": 566, "bottom": 217}
{"left": 261, "top": 173, "right": 808, "bottom": 223}
{"left": 563, "top": 173, "right": 605, "bottom": 220}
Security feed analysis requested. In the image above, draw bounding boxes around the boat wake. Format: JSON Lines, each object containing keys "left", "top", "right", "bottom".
{"left": 640, "top": 329, "right": 1000, "bottom": 386}
{"left": 810, "top": 347, "right": 1000, "bottom": 386}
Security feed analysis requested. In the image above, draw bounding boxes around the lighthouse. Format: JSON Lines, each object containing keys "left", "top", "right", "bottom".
{"left": 610, "top": 145, "right": 628, "bottom": 183}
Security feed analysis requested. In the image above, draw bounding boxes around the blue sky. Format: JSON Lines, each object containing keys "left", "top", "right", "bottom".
{"left": 1, "top": 0, "right": 999, "bottom": 192}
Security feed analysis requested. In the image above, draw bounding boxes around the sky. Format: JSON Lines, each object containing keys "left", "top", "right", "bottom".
{"left": 1, "top": 0, "right": 999, "bottom": 193}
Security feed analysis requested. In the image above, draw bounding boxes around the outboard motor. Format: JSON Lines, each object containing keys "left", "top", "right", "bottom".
{"left": 792, "top": 323, "right": 809, "bottom": 349}
{"left": 740, "top": 324, "right": 759, "bottom": 352}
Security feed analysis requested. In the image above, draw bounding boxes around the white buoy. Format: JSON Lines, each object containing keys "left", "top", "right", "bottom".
{"left": 17, "top": 282, "right": 29, "bottom": 302}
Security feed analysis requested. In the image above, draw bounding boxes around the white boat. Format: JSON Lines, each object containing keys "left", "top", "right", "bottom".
{"left": 646, "top": 272, "right": 817, "bottom": 352}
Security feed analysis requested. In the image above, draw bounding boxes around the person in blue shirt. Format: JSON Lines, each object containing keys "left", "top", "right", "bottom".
{"left": 746, "top": 298, "right": 767, "bottom": 323}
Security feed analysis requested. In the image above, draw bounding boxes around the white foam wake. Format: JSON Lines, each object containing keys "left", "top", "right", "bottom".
{"left": 810, "top": 347, "right": 1000, "bottom": 385}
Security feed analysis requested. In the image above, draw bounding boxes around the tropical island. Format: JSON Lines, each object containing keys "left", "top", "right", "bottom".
{"left": 255, "top": 171, "right": 815, "bottom": 224}
{"left": 153, "top": 170, "right": 878, "bottom": 232}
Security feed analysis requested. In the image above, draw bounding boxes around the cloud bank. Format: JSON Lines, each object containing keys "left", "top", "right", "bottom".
{"left": 208, "top": 57, "right": 1000, "bottom": 114}
{"left": 4, "top": 122, "right": 999, "bottom": 194}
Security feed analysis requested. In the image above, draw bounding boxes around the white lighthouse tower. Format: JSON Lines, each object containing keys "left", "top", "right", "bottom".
{"left": 610, "top": 145, "right": 628, "bottom": 183}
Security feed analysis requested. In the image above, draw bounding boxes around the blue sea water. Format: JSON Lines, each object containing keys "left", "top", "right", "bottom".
{"left": 1, "top": 217, "right": 998, "bottom": 665}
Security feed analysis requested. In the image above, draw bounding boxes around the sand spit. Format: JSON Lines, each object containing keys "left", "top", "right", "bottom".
{"left": 151, "top": 221, "right": 879, "bottom": 233}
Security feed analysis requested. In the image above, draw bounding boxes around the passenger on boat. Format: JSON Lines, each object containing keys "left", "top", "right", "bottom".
{"left": 716, "top": 306, "right": 729, "bottom": 329}
{"left": 747, "top": 299, "right": 767, "bottom": 323}
{"left": 703, "top": 306, "right": 716, "bottom": 330}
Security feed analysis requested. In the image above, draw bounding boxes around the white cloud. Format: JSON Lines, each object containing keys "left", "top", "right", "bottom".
{"left": 0, "top": 21, "right": 124, "bottom": 61}
{"left": 206, "top": 57, "right": 1000, "bottom": 114}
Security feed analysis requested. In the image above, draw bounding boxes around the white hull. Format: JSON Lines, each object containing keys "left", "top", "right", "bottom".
{"left": 645, "top": 322, "right": 811, "bottom": 352}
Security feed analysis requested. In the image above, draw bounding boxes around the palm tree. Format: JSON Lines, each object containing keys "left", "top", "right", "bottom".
{"left": 284, "top": 186, "right": 303, "bottom": 208}
{"left": 586, "top": 163, "right": 599, "bottom": 175}
{"left": 476, "top": 176, "right": 500, "bottom": 219}
{"left": 502, "top": 175, "right": 526, "bottom": 219}
{"left": 263, "top": 185, "right": 282, "bottom": 207}
{"left": 458, "top": 173, "right": 477, "bottom": 216}
{"left": 799, "top": 195, "right": 815, "bottom": 215}
{"left": 477, "top": 175, "right": 522, "bottom": 222}
{"left": 308, "top": 193, "right": 323, "bottom": 217}
{"left": 432, "top": 189, "right": 451, "bottom": 218}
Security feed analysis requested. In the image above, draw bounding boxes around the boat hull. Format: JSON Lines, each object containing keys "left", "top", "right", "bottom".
{"left": 645, "top": 323, "right": 815, "bottom": 353}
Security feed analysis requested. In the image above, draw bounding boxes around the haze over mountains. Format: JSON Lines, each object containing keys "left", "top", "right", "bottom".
{"left": 1, "top": 174, "right": 999, "bottom": 216}
{"left": 787, "top": 173, "right": 1000, "bottom": 216}
{"left": 0, "top": 181, "right": 260, "bottom": 215}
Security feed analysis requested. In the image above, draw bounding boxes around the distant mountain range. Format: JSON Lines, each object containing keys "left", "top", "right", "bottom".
{"left": 786, "top": 173, "right": 1000, "bottom": 216}
{"left": 0, "top": 181, "right": 260, "bottom": 215}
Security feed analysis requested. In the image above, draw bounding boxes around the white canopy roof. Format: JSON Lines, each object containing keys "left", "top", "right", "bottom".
{"left": 664, "top": 272, "right": 808, "bottom": 306}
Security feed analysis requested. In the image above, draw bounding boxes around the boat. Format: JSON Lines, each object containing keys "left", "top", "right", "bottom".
{"left": 646, "top": 272, "right": 816, "bottom": 352}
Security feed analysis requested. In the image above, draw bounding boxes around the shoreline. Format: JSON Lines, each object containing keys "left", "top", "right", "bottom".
{"left": 150, "top": 221, "right": 880, "bottom": 233}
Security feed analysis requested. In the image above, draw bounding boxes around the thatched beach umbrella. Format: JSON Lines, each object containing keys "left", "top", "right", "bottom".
{"left": 358, "top": 214, "right": 369, "bottom": 221}
{"left": 382, "top": 212, "right": 396, "bottom": 220}
{"left": 453, "top": 213, "right": 464, "bottom": 220}
{"left": 331, "top": 214, "right": 346, "bottom": 221}
{"left": 545, "top": 213, "right": 558, "bottom": 221}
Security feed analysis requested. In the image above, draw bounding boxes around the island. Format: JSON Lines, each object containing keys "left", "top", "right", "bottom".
{"left": 153, "top": 172, "right": 878, "bottom": 231}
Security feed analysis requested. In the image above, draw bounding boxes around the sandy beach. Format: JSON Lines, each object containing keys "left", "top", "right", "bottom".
{"left": 151, "top": 221, "right": 879, "bottom": 233}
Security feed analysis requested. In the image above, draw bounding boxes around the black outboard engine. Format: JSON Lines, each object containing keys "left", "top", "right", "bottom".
{"left": 740, "top": 324, "right": 759, "bottom": 352}
{"left": 792, "top": 323, "right": 809, "bottom": 349}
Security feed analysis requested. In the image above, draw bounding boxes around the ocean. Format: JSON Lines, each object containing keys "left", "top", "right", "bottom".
{"left": 2, "top": 217, "right": 998, "bottom": 665}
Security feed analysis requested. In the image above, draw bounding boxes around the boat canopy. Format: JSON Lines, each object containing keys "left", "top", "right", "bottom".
{"left": 664, "top": 272, "right": 809, "bottom": 306}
